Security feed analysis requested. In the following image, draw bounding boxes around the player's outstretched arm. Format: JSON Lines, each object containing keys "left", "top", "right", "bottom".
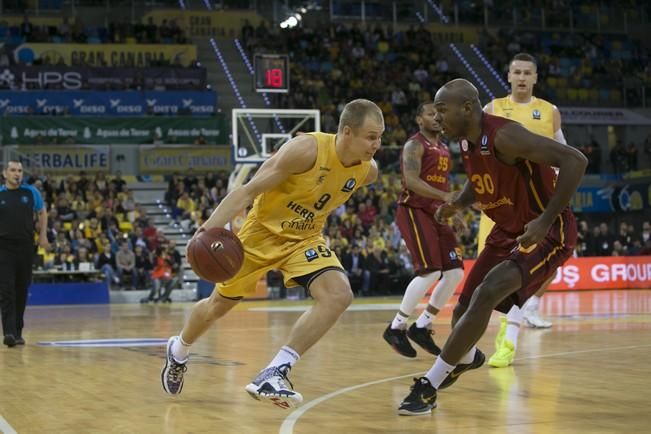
{"left": 402, "top": 139, "right": 451, "bottom": 202}
{"left": 200, "top": 134, "right": 318, "bottom": 231}
{"left": 494, "top": 123, "right": 588, "bottom": 246}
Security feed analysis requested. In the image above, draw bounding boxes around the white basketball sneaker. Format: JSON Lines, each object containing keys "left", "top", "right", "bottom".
{"left": 245, "top": 363, "right": 303, "bottom": 409}
{"left": 523, "top": 306, "right": 552, "bottom": 328}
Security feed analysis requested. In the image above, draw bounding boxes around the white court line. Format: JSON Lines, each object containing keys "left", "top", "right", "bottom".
{"left": 278, "top": 371, "right": 424, "bottom": 434}
{"left": 0, "top": 415, "right": 17, "bottom": 434}
{"left": 279, "top": 343, "right": 651, "bottom": 434}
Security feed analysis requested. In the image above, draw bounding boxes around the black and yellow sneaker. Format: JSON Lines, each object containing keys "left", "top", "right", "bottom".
{"left": 383, "top": 323, "right": 417, "bottom": 358}
{"left": 398, "top": 377, "right": 438, "bottom": 416}
{"left": 407, "top": 323, "right": 441, "bottom": 355}
{"left": 438, "top": 349, "right": 486, "bottom": 390}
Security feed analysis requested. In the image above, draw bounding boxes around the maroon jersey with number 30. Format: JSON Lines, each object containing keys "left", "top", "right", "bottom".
{"left": 398, "top": 132, "right": 451, "bottom": 214}
{"left": 460, "top": 113, "right": 559, "bottom": 236}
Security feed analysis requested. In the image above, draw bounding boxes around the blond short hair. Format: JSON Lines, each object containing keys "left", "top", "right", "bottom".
{"left": 337, "top": 99, "right": 383, "bottom": 133}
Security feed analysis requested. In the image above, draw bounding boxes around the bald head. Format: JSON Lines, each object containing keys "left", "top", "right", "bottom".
{"left": 433, "top": 79, "right": 482, "bottom": 140}
{"left": 436, "top": 79, "right": 481, "bottom": 105}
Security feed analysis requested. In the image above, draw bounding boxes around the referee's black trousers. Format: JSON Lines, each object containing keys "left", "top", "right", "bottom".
{"left": 0, "top": 245, "right": 34, "bottom": 338}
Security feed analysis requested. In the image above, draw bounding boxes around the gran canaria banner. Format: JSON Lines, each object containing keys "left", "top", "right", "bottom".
{"left": 139, "top": 146, "right": 231, "bottom": 173}
{"left": 13, "top": 43, "right": 197, "bottom": 67}
{"left": 17, "top": 145, "right": 110, "bottom": 173}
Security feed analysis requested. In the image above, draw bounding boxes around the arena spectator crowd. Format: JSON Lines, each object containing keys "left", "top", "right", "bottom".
{"left": 1, "top": 15, "right": 188, "bottom": 47}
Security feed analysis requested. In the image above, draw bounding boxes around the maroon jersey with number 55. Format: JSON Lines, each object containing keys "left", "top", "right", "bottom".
{"left": 398, "top": 132, "right": 451, "bottom": 214}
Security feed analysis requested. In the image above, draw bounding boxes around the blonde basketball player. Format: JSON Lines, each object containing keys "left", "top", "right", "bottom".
{"left": 161, "top": 99, "right": 383, "bottom": 409}
{"left": 483, "top": 53, "right": 568, "bottom": 368}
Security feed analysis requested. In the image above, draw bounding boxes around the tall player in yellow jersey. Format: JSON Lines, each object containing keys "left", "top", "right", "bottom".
{"left": 160, "top": 99, "right": 382, "bottom": 408}
{"left": 483, "top": 53, "right": 568, "bottom": 368}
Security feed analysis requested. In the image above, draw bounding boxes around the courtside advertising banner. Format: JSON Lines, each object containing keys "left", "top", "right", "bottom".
{"left": 17, "top": 145, "right": 110, "bottom": 173}
{"left": 457, "top": 256, "right": 651, "bottom": 292}
{"left": 139, "top": 146, "right": 231, "bottom": 173}
{"left": 0, "top": 90, "right": 216, "bottom": 116}
{"left": 0, "top": 65, "right": 207, "bottom": 90}
{"left": 0, "top": 116, "right": 227, "bottom": 144}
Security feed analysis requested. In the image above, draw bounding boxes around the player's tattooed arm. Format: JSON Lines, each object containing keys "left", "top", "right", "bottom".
{"left": 402, "top": 140, "right": 451, "bottom": 201}
{"left": 403, "top": 139, "right": 423, "bottom": 173}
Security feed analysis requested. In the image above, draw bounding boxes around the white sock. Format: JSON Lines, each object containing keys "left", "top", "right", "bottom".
{"left": 505, "top": 305, "right": 523, "bottom": 348}
{"left": 459, "top": 346, "right": 477, "bottom": 364}
{"left": 525, "top": 295, "right": 541, "bottom": 312}
{"left": 265, "top": 345, "right": 300, "bottom": 370}
{"left": 425, "top": 357, "right": 456, "bottom": 389}
{"left": 429, "top": 268, "right": 464, "bottom": 310}
{"left": 391, "top": 312, "right": 409, "bottom": 329}
{"left": 506, "top": 305, "right": 524, "bottom": 325}
{"left": 171, "top": 333, "right": 191, "bottom": 362}
{"left": 415, "top": 309, "right": 434, "bottom": 328}
{"left": 394, "top": 272, "right": 441, "bottom": 328}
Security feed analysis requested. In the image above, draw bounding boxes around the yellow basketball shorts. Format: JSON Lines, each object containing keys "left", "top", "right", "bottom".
{"left": 216, "top": 220, "right": 344, "bottom": 298}
{"left": 477, "top": 213, "right": 496, "bottom": 255}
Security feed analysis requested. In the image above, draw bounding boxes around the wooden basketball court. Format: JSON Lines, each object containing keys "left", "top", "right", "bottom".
{"left": 1, "top": 290, "right": 650, "bottom": 433}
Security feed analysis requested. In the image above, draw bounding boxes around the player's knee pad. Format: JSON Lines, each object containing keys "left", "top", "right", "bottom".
{"left": 430, "top": 269, "right": 459, "bottom": 310}
{"left": 442, "top": 268, "right": 464, "bottom": 287}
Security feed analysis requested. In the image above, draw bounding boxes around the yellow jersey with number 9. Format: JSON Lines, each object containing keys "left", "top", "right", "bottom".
{"left": 245, "top": 132, "right": 371, "bottom": 241}
{"left": 491, "top": 96, "right": 555, "bottom": 139}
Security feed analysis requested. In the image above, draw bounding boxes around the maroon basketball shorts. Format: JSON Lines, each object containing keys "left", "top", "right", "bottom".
{"left": 395, "top": 204, "right": 463, "bottom": 276}
{"left": 459, "top": 208, "right": 577, "bottom": 313}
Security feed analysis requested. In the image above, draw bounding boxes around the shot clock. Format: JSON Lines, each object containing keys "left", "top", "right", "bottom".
{"left": 254, "top": 54, "right": 290, "bottom": 93}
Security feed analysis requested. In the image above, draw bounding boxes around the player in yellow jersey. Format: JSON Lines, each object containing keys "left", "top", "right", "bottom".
{"left": 482, "top": 53, "right": 568, "bottom": 368}
{"left": 161, "top": 99, "right": 383, "bottom": 409}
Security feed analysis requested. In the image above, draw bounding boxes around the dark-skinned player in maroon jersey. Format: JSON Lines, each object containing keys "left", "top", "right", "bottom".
{"left": 397, "top": 78, "right": 587, "bottom": 416}
{"left": 383, "top": 102, "right": 464, "bottom": 358}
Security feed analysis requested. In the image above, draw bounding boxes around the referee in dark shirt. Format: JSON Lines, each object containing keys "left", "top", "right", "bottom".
{"left": 0, "top": 160, "right": 49, "bottom": 347}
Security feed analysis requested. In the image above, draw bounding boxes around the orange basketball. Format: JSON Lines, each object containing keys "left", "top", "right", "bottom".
{"left": 186, "top": 227, "right": 244, "bottom": 283}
